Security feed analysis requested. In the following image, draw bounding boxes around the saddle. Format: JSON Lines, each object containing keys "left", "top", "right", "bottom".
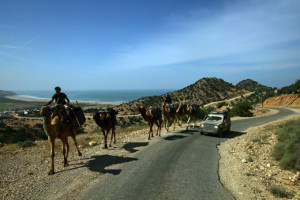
{"left": 96, "top": 108, "right": 118, "bottom": 125}
{"left": 166, "top": 103, "right": 179, "bottom": 114}
{"left": 147, "top": 108, "right": 162, "bottom": 119}
{"left": 51, "top": 105, "right": 86, "bottom": 128}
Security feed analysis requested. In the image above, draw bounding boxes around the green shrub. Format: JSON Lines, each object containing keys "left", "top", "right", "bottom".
{"left": 18, "top": 140, "right": 36, "bottom": 148}
{"left": 76, "top": 127, "right": 85, "bottom": 134}
{"left": 271, "top": 119, "right": 300, "bottom": 171}
{"left": 217, "top": 102, "right": 227, "bottom": 108}
{"left": 229, "top": 101, "right": 253, "bottom": 117}
{"left": 246, "top": 156, "right": 253, "bottom": 162}
{"left": 0, "top": 121, "right": 6, "bottom": 128}
{"left": 252, "top": 138, "right": 261, "bottom": 143}
{"left": 4, "top": 126, "right": 13, "bottom": 133}
{"left": 269, "top": 184, "right": 290, "bottom": 198}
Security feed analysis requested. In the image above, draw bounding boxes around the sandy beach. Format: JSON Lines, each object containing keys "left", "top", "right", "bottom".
{"left": 5, "top": 96, "right": 121, "bottom": 106}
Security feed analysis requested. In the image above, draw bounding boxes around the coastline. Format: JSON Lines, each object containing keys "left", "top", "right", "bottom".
{"left": 5, "top": 96, "right": 122, "bottom": 106}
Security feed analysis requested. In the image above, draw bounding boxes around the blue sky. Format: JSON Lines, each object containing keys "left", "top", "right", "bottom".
{"left": 0, "top": 0, "right": 299, "bottom": 90}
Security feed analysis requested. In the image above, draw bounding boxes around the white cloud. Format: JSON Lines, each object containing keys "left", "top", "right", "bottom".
{"left": 101, "top": 0, "right": 300, "bottom": 72}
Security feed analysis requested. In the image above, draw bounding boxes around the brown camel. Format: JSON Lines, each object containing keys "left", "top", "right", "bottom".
{"left": 175, "top": 102, "right": 187, "bottom": 127}
{"left": 137, "top": 106, "right": 162, "bottom": 140}
{"left": 162, "top": 101, "right": 181, "bottom": 131}
{"left": 93, "top": 109, "right": 117, "bottom": 149}
{"left": 40, "top": 106, "right": 82, "bottom": 175}
{"left": 186, "top": 104, "right": 200, "bottom": 130}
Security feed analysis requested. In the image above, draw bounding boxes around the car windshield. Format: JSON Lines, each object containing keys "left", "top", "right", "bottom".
{"left": 206, "top": 116, "right": 223, "bottom": 121}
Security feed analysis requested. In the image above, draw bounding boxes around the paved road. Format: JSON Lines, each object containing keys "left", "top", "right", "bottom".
{"left": 79, "top": 108, "right": 297, "bottom": 200}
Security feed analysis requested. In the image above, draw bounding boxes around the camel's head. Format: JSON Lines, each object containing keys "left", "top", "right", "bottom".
{"left": 40, "top": 106, "right": 51, "bottom": 117}
{"left": 93, "top": 112, "right": 102, "bottom": 127}
{"left": 137, "top": 105, "right": 146, "bottom": 113}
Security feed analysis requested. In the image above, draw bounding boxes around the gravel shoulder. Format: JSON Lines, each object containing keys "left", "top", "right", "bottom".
{"left": 219, "top": 110, "right": 300, "bottom": 200}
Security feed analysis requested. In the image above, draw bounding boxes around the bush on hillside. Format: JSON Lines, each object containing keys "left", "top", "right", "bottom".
{"left": 278, "top": 79, "right": 300, "bottom": 95}
{"left": 217, "top": 102, "right": 227, "bottom": 108}
{"left": 271, "top": 119, "right": 300, "bottom": 171}
{"left": 229, "top": 101, "right": 253, "bottom": 117}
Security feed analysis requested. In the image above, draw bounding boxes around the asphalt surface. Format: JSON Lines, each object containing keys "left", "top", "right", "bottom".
{"left": 79, "top": 108, "right": 297, "bottom": 200}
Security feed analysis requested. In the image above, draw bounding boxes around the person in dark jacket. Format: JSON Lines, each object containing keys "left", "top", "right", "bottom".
{"left": 44, "top": 87, "right": 70, "bottom": 106}
{"left": 164, "top": 93, "right": 172, "bottom": 105}
{"left": 43, "top": 87, "right": 71, "bottom": 122}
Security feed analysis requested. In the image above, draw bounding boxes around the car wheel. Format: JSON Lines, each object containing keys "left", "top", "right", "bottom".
{"left": 200, "top": 132, "right": 204, "bottom": 135}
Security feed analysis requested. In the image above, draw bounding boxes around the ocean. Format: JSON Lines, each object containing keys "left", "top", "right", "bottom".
{"left": 14, "top": 90, "right": 174, "bottom": 102}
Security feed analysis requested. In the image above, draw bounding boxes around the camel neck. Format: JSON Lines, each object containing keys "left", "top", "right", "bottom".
{"left": 43, "top": 116, "right": 51, "bottom": 126}
{"left": 140, "top": 110, "right": 148, "bottom": 121}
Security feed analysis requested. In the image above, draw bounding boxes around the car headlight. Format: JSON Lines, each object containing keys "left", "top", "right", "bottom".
{"left": 214, "top": 125, "right": 219, "bottom": 129}
{"left": 201, "top": 124, "right": 204, "bottom": 127}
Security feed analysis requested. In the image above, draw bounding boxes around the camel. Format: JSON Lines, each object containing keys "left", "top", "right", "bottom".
{"left": 137, "top": 106, "right": 162, "bottom": 140}
{"left": 162, "top": 101, "right": 181, "bottom": 131}
{"left": 175, "top": 103, "right": 187, "bottom": 127}
{"left": 40, "top": 106, "right": 82, "bottom": 175}
{"left": 93, "top": 109, "right": 117, "bottom": 149}
{"left": 186, "top": 104, "right": 200, "bottom": 130}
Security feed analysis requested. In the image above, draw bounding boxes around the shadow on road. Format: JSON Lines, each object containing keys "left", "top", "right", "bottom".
{"left": 164, "top": 135, "right": 186, "bottom": 141}
{"left": 85, "top": 154, "right": 138, "bottom": 175}
{"left": 122, "top": 142, "right": 149, "bottom": 153}
{"left": 223, "top": 131, "right": 246, "bottom": 138}
{"left": 56, "top": 154, "right": 137, "bottom": 175}
{"left": 203, "top": 131, "right": 245, "bottom": 139}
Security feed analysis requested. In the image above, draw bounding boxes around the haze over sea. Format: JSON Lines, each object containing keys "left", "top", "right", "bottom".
{"left": 14, "top": 90, "right": 173, "bottom": 103}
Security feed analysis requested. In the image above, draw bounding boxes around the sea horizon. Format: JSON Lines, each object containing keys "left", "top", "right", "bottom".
{"left": 13, "top": 89, "right": 175, "bottom": 103}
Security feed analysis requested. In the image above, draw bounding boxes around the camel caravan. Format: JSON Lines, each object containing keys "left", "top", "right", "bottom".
{"left": 40, "top": 88, "right": 203, "bottom": 174}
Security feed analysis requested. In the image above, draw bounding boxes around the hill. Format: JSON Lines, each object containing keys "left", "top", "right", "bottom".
{"left": 278, "top": 79, "right": 300, "bottom": 95}
{"left": 236, "top": 79, "right": 272, "bottom": 92}
{"left": 0, "top": 90, "right": 17, "bottom": 97}
{"left": 115, "top": 77, "right": 249, "bottom": 115}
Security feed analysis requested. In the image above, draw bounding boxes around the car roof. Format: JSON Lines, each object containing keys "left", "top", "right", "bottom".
{"left": 207, "top": 114, "right": 224, "bottom": 118}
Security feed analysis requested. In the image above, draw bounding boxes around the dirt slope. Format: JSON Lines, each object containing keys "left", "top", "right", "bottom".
{"left": 263, "top": 94, "right": 300, "bottom": 108}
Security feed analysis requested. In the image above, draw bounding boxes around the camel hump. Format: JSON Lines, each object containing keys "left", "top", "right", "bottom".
{"left": 150, "top": 108, "right": 162, "bottom": 119}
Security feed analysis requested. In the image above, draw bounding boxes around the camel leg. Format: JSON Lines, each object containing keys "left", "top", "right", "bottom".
{"left": 167, "top": 118, "right": 171, "bottom": 132}
{"left": 48, "top": 137, "right": 55, "bottom": 175}
{"left": 178, "top": 115, "right": 182, "bottom": 127}
{"left": 150, "top": 122, "right": 154, "bottom": 138}
{"left": 164, "top": 117, "right": 169, "bottom": 132}
{"left": 154, "top": 121, "right": 160, "bottom": 136}
{"left": 109, "top": 128, "right": 113, "bottom": 147}
{"left": 147, "top": 122, "right": 152, "bottom": 140}
{"left": 65, "top": 139, "right": 70, "bottom": 158}
{"left": 61, "top": 136, "right": 69, "bottom": 167}
{"left": 102, "top": 129, "right": 108, "bottom": 149}
{"left": 71, "top": 129, "right": 82, "bottom": 156}
{"left": 173, "top": 117, "right": 176, "bottom": 130}
{"left": 159, "top": 119, "right": 162, "bottom": 136}
{"left": 186, "top": 116, "right": 191, "bottom": 130}
{"left": 112, "top": 127, "right": 116, "bottom": 144}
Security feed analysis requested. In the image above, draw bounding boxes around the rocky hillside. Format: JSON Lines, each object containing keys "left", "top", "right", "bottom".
{"left": 0, "top": 90, "right": 16, "bottom": 97}
{"left": 236, "top": 79, "right": 272, "bottom": 92}
{"left": 278, "top": 79, "right": 300, "bottom": 95}
{"left": 263, "top": 94, "right": 300, "bottom": 108}
{"left": 115, "top": 77, "right": 249, "bottom": 115}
